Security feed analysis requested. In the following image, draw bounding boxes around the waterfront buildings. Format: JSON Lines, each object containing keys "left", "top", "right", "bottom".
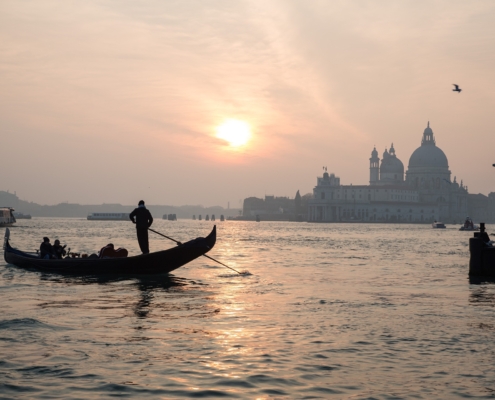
{"left": 308, "top": 123, "right": 494, "bottom": 223}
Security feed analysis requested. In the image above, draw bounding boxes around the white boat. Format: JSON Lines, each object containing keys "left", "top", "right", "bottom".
{"left": 87, "top": 213, "right": 130, "bottom": 221}
{"left": 432, "top": 221, "right": 446, "bottom": 229}
{"left": 0, "top": 207, "right": 16, "bottom": 226}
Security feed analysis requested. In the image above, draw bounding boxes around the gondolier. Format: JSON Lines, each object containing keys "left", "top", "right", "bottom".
{"left": 129, "top": 200, "right": 153, "bottom": 254}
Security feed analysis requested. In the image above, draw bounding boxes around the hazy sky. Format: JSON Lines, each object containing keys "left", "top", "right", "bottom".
{"left": 2, "top": 0, "right": 495, "bottom": 207}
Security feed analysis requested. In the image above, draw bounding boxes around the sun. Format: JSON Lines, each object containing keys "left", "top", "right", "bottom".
{"left": 215, "top": 119, "right": 251, "bottom": 147}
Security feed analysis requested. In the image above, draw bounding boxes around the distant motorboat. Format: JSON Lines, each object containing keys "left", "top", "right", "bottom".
{"left": 460, "top": 217, "right": 479, "bottom": 231}
{"left": 0, "top": 207, "right": 16, "bottom": 226}
{"left": 87, "top": 213, "right": 129, "bottom": 221}
{"left": 432, "top": 221, "right": 446, "bottom": 229}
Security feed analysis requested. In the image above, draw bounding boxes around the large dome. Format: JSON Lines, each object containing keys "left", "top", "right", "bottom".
{"left": 408, "top": 123, "right": 449, "bottom": 169}
{"left": 409, "top": 146, "right": 448, "bottom": 168}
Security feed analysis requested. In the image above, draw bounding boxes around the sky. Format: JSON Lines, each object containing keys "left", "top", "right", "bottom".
{"left": 1, "top": 0, "right": 495, "bottom": 207}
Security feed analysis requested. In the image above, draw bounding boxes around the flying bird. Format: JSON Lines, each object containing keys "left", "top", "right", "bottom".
{"left": 452, "top": 84, "right": 462, "bottom": 93}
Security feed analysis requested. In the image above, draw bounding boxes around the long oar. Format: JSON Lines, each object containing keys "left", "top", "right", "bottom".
{"left": 148, "top": 228, "right": 181, "bottom": 245}
{"left": 148, "top": 228, "right": 246, "bottom": 275}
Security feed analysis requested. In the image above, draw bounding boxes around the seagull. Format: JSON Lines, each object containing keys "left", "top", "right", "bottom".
{"left": 452, "top": 84, "right": 462, "bottom": 93}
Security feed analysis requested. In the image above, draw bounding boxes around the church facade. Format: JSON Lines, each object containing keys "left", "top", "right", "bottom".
{"left": 308, "top": 123, "right": 472, "bottom": 223}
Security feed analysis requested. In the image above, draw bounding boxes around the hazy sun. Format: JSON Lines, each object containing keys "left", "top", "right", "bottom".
{"left": 215, "top": 119, "right": 251, "bottom": 147}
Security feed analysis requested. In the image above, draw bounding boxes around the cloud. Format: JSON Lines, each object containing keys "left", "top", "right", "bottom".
{"left": 1, "top": 0, "right": 495, "bottom": 204}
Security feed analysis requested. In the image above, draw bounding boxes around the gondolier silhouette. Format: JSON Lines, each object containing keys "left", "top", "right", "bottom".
{"left": 130, "top": 200, "right": 153, "bottom": 254}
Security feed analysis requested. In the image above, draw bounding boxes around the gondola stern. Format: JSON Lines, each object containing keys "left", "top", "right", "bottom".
{"left": 3, "top": 228, "right": 13, "bottom": 264}
{"left": 3, "top": 228, "right": 10, "bottom": 250}
{"left": 205, "top": 225, "right": 217, "bottom": 251}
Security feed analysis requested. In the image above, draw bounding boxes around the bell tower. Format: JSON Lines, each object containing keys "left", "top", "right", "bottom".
{"left": 422, "top": 121, "right": 435, "bottom": 145}
{"left": 369, "top": 146, "right": 379, "bottom": 184}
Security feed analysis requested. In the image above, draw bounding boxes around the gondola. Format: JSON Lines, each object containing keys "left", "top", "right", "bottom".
{"left": 3, "top": 226, "right": 216, "bottom": 275}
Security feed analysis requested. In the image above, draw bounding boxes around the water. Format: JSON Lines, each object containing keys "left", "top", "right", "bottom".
{"left": 1, "top": 219, "right": 495, "bottom": 399}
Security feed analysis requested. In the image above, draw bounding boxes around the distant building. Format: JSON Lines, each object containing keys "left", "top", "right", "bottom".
{"left": 242, "top": 192, "right": 311, "bottom": 221}
{"left": 308, "top": 123, "right": 491, "bottom": 223}
{"left": 243, "top": 195, "right": 294, "bottom": 220}
{"left": 468, "top": 192, "right": 495, "bottom": 223}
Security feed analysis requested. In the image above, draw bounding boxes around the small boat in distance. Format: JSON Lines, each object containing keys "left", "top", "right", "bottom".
{"left": 0, "top": 207, "right": 16, "bottom": 227}
{"left": 459, "top": 216, "right": 479, "bottom": 231}
{"left": 87, "top": 213, "right": 130, "bottom": 221}
{"left": 432, "top": 221, "right": 446, "bottom": 229}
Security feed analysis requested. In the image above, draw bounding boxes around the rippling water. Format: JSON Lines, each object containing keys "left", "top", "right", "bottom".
{"left": 1, "top": 219, "right": 495, "bottom": 399}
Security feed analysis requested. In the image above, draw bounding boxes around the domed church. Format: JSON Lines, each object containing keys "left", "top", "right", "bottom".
{"left": 308, "top": 123, "right": 474, "bottom": 223}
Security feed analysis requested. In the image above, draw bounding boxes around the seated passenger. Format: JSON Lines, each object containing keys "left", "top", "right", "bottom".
{"left": 53, "top": 239, "right": 67, "bottom": 259}
{"left": 98, "top": 243, "right": 114, "bottom": 258}
{"left": 98, "top": 243, "right": 128, "bottom": 258}
{"left": 39, "top": 237, "right": 55, "bottom": 259}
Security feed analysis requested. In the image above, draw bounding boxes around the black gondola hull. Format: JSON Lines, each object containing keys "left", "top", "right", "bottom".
{"left": 3, "top": 226, "right": 216, "bottom": 275}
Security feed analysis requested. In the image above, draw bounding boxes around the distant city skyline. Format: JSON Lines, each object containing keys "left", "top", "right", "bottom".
{"left": 307, "top": 122, "right": 493, "bottom": 224}
{"left": 2, "top": 1, "right": 495, "bottom": 206}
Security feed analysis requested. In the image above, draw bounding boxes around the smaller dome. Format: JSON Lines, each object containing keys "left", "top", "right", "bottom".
{"left": 371, "top": 147, "right": 378, "bottom": 158}
{"left": 381, "top": 155, "right": 404, "bottom": 174}
{"left": 380, "top": 144, "right": 404, "bottom": 174}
